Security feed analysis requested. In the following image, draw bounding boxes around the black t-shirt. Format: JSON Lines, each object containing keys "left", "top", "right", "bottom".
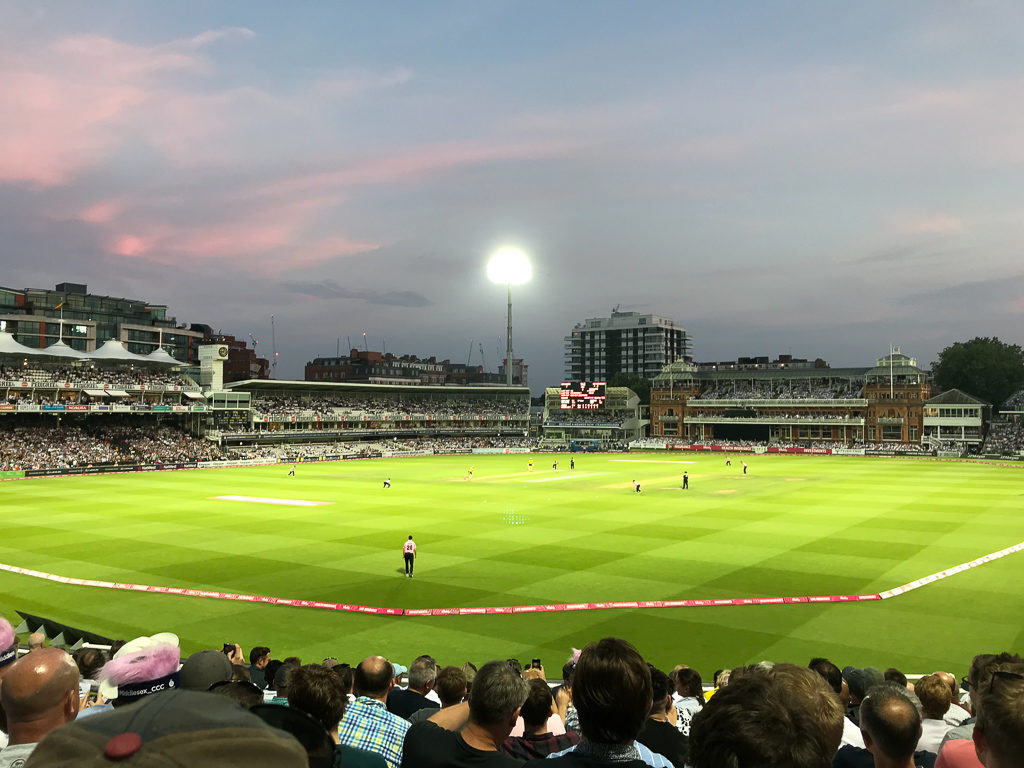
{"left": 400, "top": 721, "right": 524, "bottom": 768}
{"left": 387, "top": 688, "right": 439, "bottom": 720}
{"left": 636, "top": 719, "right": 688, "bottom": 768}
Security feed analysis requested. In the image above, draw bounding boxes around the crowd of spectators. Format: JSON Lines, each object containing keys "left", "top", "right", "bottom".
{"left": 252, "top": 393, "right": 529, "bottom": 420}
{"left": 2, "top": 618, "right": 1018, "bottom": 768}
{"left": 0, "top": 364, "right": 198, "bottom": 390}
{"left": 982, "top": 421, "right": 1024, "bottom": 454}
{"left": 0, "top": 421, "right": 223, "bottom": 470}
{"left": 3, "top": 390, "right": 199, "bottom": 407}
{"left": 633, "top": 437, "right": 931, "bottom": 453}
{"left": 688, "top": 410, "right": 859, "bottom": 421}
{"left": 229, "top": 436, "right": 540, "bottom": 460}
{"left": 690, "top": 381, "right": 864, "bottom": 401}
{"left": 858, "top": 442, "right": 929, "bottom": 453}
{"left": 545, "top": 410, "right": 627, "bottom": 426}
{"left": 2, "top": 419, "right": 977, "bottom": 471}
{"left": 1001, "top": 388, "right": 1024, "bottom": 412}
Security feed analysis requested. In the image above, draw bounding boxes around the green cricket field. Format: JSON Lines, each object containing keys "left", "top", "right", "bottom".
{"left": 2, "top": 452, "right": 1022, "bottom": 674}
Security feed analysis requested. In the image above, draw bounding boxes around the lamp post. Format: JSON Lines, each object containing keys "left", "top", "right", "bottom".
{"left": 487, "top": 247, "right": 532, "bottom": 386}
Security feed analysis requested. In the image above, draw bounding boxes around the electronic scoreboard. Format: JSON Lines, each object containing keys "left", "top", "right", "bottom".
{"left": 559, "top": 381, "right": 606, "bottom": 410}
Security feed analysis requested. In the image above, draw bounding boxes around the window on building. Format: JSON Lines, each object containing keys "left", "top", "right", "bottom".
{"left": 881, "top": 425, "right": 902, "bottom": 441}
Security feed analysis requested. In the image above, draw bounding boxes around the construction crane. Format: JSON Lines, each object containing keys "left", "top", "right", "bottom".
{"left": 479, "top": 342, "right": 486, "bottom": 372}
{"left": 270, "top": 315, "right": 279, "bottom": 378}
{"left": 248, "top": 333, "right": 259, "bottom": 349}
{"left": 466, "top": 340, "right": 475, "bottom": 366}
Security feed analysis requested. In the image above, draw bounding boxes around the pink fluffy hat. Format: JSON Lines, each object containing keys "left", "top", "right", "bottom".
{"left": 98, "top": 632, "right": 181, "bottom": 703}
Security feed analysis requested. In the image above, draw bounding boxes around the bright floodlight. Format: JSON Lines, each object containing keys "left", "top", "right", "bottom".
{"left": 487, "top": 247, "right": 532, "bottom": 285}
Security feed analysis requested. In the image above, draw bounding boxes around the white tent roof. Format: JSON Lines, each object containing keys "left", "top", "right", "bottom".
{"left": 145, "top": 348, "right": 181, "bottom": 365}
{"left": 0, "top": 332, "right": 46, "bottom": 357}
{"left": 42, "top": 340, "right": 89, "bottom": 359}
{"left": 88, "top": 339, "right": 151, "bottom": 363}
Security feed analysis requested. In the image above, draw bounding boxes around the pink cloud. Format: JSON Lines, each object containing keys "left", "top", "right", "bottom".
{"left": 101, "top": 194, "right": 381, "bottom": 273}
{"left": 79, "top": 198, "right": 127, "bottom": 224}
{"left": 244, "top": 138, "right": 574, "bottom": 202}
{"left": 283, "top": 236, "right": 384, "bottom": 270}
{"left": 0, "top": 28, "right": 252, "bottom": 187}
{"left": 112, "top": 234, "right": 151, "bottom": 257}
{"left": 890, "top": 214, "right": 966, "bottom": 236}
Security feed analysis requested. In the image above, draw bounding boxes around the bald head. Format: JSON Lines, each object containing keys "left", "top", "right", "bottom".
{"left": 934, "top": 670, "right": 957, "bottom": 699}
{"left": 0, "top": 647, "right": 80, "bottom": 744}
{"left": 859, "top": 683, "right": 922, "bottom": 762}
{"left": 27, "top": 632, "right": 46, "bottom": 651}
{"left": 354, "top": 656, "right": 394, "bottom": 699}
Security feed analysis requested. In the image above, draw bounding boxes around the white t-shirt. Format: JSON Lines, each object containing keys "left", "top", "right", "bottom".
{"left": 0, "top": 742, "right": 37, "bottom": 768}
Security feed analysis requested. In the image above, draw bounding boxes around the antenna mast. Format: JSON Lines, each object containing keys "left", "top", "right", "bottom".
{"left": 271, "top": 315, "right": 279, "bottom": 378}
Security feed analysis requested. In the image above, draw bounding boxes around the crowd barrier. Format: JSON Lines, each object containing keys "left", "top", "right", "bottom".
{"left": 2, "top": 533, "right": 1021, "bottom": 618}
{"left": 7, "top": 539, "right": 1024, "bottom": 616}
{"left": 0, "top": 404, "right": 206, "bottom": 413}
{"left": 0, "top": 560, "right": 880, "bottom": 616}
{"left": 8, "top": 445, "right": 1022, "bottom": 481}
{"left": 638, "top": 442, "right": 963, "bottom": 458}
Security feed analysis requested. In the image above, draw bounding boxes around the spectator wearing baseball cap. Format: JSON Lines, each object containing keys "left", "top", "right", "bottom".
{"left": 179, "top": 650, "right": 233, "bottom": 692}
{"left": 23, "top": 688, "right": 307, "bottom": 767}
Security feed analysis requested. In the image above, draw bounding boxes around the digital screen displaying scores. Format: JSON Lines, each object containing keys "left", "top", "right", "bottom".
{"left": 560, "top": 381, "right": 606, "bottom": 409}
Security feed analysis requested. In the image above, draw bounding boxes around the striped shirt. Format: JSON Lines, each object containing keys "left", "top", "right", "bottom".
{"left": 339, "top": 696, "right": 410, "bottom": 768}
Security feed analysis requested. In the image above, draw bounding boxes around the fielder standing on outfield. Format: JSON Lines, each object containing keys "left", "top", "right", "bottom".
{"left": 403, "top": 535, "right": 417, "bottom": 578}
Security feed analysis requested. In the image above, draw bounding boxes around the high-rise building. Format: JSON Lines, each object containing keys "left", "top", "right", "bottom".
{"left": 564, "top": 308, "right": 692, "bottom": 382}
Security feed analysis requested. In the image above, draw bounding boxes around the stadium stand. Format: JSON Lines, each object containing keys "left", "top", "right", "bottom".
{"left": 982, "top": 422, "right": 1024, "bottom": 453}
{"left": 1, "top": 349, "right": 1021, "bottom": 472}
{"left": 0, "top": 421, "right": 222, "bottom": 471}
{"left": 641, "top": 350, "right": 1024, "bottom": 457}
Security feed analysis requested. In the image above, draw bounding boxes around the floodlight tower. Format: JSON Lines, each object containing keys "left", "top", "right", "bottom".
{"left": 487, "top": 247, "right": 532, "bottom": 386}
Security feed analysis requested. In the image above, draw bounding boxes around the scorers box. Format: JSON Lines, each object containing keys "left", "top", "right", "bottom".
{"left": 560, "top": 382, "right": 606, "bottom": 410}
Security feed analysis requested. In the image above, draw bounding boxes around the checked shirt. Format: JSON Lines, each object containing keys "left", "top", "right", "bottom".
{"left": 339, "top": 696, "right": 411, "bottom": 768}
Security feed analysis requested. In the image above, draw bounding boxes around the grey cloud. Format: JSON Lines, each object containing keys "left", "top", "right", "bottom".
{"left": 899, "top": 273, "right": 1024, "bottom": 305}
{"left": 284, "top": 280, "right": 431, "bottom": 307}
{"left": 847, "top": 242, "right": 967, "bottom": 266}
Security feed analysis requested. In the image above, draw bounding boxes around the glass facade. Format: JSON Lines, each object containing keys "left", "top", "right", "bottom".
{"left": 0, "top": 285, "right": 202, "bottom": 362}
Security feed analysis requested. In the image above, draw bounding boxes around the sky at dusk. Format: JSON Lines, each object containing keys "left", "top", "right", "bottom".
{"left": 2, "top": 1, "right": 1023, "bottom": 391}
